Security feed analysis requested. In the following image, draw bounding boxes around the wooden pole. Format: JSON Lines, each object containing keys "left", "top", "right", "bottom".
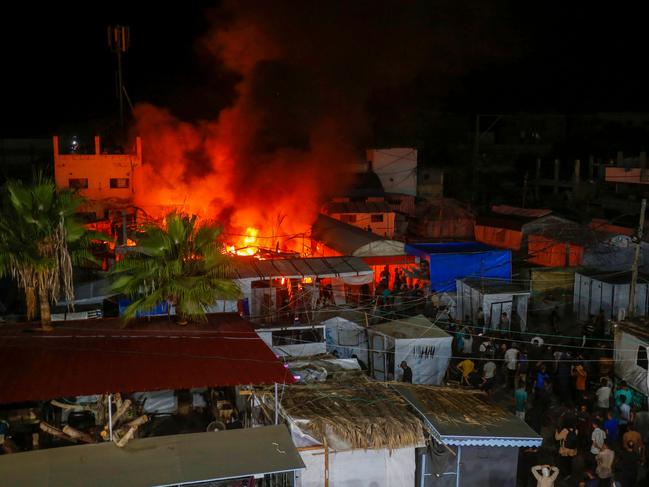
{"left": 629, "top": 198, "right": 647, "bottom": 319}
{"left": 553, "top": 159, "right": 560, "bottom": 195}
{"left": 323, "top": 436, "right": 330, "bottom": 487}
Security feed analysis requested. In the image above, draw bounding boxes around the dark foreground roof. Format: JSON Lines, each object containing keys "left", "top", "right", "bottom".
{"left": 392, "top": 384, "right": 542, "bottom": 447}
{"left": 0, "top": 314, "right": 292, "bottom": 404}
{"left": 0, "top": 426, "right": 304, "bottom": 487}
{"left": 231, "top": 253, "right": 372, "bottom": 279}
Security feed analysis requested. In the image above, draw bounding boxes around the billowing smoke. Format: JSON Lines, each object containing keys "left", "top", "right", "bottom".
{"left": 132, "top": 0, "right": 515, "bottom": 251}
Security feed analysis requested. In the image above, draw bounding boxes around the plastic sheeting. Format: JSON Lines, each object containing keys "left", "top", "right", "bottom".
{"left": 323, "top": 317, "right": 369, "bottom": 365}
{"left": 573, "top": 272, "right": 649, "bottom": 320}
{"left": 297, "top": 447, "right": 415, "bottom": 487}
{"left": 528, "top": 235, "right": 583, "bottom": 267}
{"left": 614, "top": 330, "right": 649, "bottom": 396}
{"left": 406, "top": 243, "right": 511, "bottom": 292}
{"left": 474, "top": 224, "right": 523, "bottom": 250}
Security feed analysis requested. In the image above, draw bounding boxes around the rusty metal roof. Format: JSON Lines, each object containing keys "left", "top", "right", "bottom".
{"left": 0, "top": 314, "right": 293, "bottom": 404}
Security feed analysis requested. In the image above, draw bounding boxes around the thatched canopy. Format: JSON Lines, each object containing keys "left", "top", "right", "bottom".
{"left": 259, "top": 380, "right": 424, "bottom": 450}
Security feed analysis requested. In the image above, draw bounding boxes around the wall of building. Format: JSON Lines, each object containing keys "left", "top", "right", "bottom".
{"left": 53, "top": 136, "right": 142, "bottom": 215}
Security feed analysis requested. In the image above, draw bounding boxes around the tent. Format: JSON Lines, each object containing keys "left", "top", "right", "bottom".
{"left": 456, "top": 278, "right": 531, "bottom": 332}
{"left": 367, "top": 315, "right": 452, "bottom": 384}
{"left": 573, "top": 271, "right": 649, "bottom": 321}
{"left": 312, "top": 214, "right": 417, "bottom": 289}
{"left": 405, "top": 242, "right": 511, "bottom": 292}
{"left": 614, "top": 321, "right": 649, "bottom": 400}
{"left": 323, "top": 316, "right": 370, "bottom": 366}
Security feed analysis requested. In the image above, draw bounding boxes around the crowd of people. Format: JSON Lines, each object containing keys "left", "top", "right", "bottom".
{"left": 446, "top": 317, "right": 648, "bottom": 487}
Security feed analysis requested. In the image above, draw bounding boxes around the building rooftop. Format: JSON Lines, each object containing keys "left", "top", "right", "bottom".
{"left": 0, "top": 425, "right": 304, "bottom": 487}
{"left": 0, "top": 313, "right": 292, "bottom": 404}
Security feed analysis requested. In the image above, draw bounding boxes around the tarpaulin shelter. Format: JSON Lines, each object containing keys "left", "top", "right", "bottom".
{"left": 405, "top": 242, "right": 511, "bottom": 292}
{"left": 574, "top": 271, "right": 649, "bottom": 321}
{"left": 456, "top": 278, "right": 531, "bottom": 332}
{"left": 367, "top": 315, "right": 452, "bottom": 384}
{"left": 323, "top": 316, "right": 370, "bottom": 366}
{"left": 614, "top": 321, "right": 649, "bottom": 399}
{"left": 312, "top": 214, "right": 416, "bottom": 289}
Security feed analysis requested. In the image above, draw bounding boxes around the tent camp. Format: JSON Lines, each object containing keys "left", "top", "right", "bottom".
{"left": 323, "top": 316, "right": 370, "bottom": 366}
{"left": 574, "top": 271, "right": 649, "bottom": 321}
{"left": 405, "top": 242, "right": 511, "bottom": 292}
{"left": 367, "top": 315, "right": 452, "bottom": 384}
{"left": 456, "top": 278, "right": 531, "bottom": 332}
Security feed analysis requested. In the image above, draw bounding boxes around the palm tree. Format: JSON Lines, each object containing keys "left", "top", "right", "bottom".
{"left": 0, "top": 177, "right": 97, "bottom": 329}
{"left": 109, "top": 211, "right": 240, "bottom": 324}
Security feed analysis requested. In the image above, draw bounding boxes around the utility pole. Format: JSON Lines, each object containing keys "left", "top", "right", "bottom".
{"left": 629, "top": 198, "right": 647, "bottom": 319}
{"left": 108, "top": 25, "right": 130, "bottom": 131}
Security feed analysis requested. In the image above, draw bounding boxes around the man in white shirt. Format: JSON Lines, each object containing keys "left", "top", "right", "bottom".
{"left": 595, "top": 378, "right": 612, "bottom": 412}
{"left": 482, "top": 360, "right": 497, "bottom": 395}
{"left": 591, "top": 419, "right": 606, "bottom": 456}
{"left": 504, "top": 345, "right": 519, "bottom": 389}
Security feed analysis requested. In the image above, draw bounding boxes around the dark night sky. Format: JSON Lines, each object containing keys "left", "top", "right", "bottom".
{"left": 2, "top": 2, "right": 649, "bottom": 137}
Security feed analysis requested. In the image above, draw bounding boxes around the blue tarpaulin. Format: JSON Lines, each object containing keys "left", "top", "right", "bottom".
{"left": 405, "top": 242, "right": 511, "bottom": 292}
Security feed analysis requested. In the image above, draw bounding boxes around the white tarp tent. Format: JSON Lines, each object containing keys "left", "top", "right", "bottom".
{"left": 574, "top": 271, "right": 649, "bottom": 321}
{"left": 297, "top": 446, "right": 415, "bottom": 487}
{"left": 367, "top": 315, "right": 452, "bottom": 384}
{"left": 456, "top": 278, "right": 530, "bottom": 332}
{"left": 323, "top": 316, "right": 369, "bottom": 366}
{"left": 614, "top": 323, "right": 649, "bottom": 396}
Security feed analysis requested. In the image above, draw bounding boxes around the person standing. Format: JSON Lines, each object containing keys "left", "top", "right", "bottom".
{"left": 615, "top": 382, "right": 633, "bottom": 409}
{"left": 573, "top": 363, "right": 588, "bottom": 405}
{"left": 499, "top": 312, "right": 510, "bottom": 332}
{"left": 477, "top": 307, "right": 485, "bottom": 331}
{"left": 591, "top": 419, "right": 606, "bottom": 459}
{"left": 555, "top": 423, "right": 578, "bottom": 478}
{"left": 596, "top": 378, "right": 612, "bottom": 414}
{"left": 504, "top": 344, "right": 519, "bottom": 389}
{"left": 618, "top": 395, "right": 631, "bottom": 437}
{"left": 603, "top": 410, "right": 619, "bottom": 446}
{"left": 518, "top": 347, "right": 529, "bottom": 386}
{"left": 595, "top": 441, "right": 614, "bottom": 485}
{"left": 481, "top": 359, "right": 497, "bottom": 396}
{"left": 618, "top": 441, "right": 640, "bottom": 487}
{"left": 400, "top": 361, "right": 413, "bottom": 383}
{"left": 622, "top": 422, "right": 644, "bottom": 458}
{"left": 515, "top": 381, "right": 528, "bottom": 420}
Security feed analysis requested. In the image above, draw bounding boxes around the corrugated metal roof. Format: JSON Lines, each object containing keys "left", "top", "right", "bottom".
{"left": 0, "top": 425, "right": 304, "bottom": 487}
{"left": 391, "top": 384, "right": 542, "bottom": 448}
{"left": 324, "top": 201, "right": 393, "bottom": 214}
{"left": 230, "top": 254, "right": 372, "bottom": 280}
{"left": 0, "top": 314, "right": 293, "bottom": 404}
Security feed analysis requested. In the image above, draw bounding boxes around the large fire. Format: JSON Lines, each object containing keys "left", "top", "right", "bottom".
{"left": 129, "top": 13, "right": 354, "bottom": 256}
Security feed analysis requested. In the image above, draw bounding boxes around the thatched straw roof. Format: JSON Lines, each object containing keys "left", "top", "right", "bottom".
{"left": 259, "top": 379, "right": 424, "bottom": 450}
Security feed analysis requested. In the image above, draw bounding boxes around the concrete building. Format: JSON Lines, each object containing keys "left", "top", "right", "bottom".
{"left": 53, "top": 135, "right": 142, "bottom": 218}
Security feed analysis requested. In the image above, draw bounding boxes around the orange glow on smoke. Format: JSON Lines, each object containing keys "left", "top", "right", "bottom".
{"left": 129, "top": 14, "right": 354, "bottom": 255}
